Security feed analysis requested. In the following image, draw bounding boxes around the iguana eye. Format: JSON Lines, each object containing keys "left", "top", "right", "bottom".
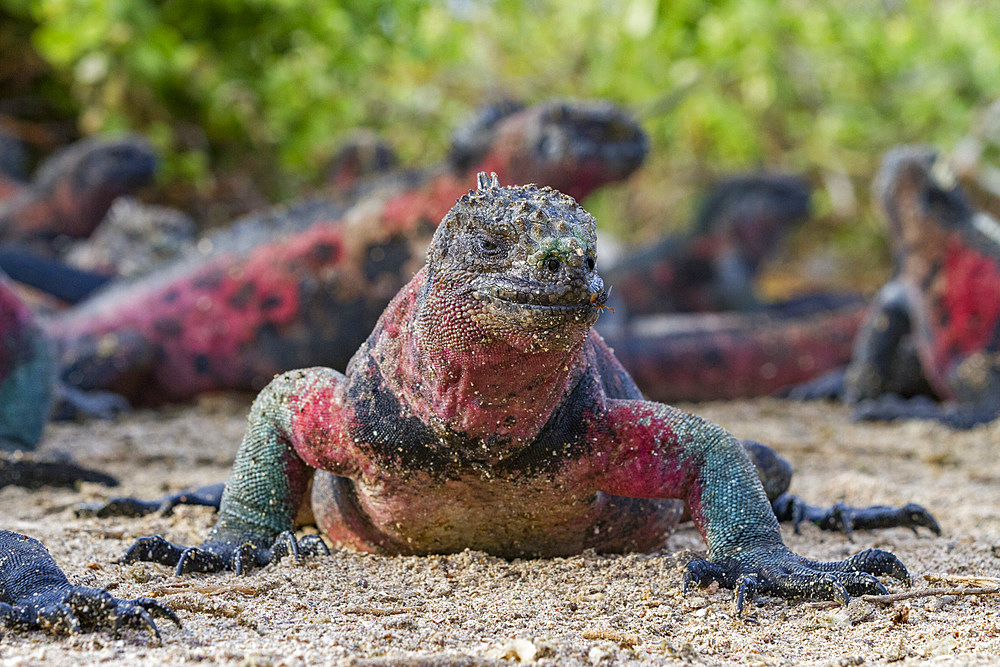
{"left": 477, "top": 235, "right": 507, "bottom": 257}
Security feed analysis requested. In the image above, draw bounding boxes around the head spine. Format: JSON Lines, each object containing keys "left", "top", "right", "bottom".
{"left": 477, "top": 172, "right": 501, "bottom": 190}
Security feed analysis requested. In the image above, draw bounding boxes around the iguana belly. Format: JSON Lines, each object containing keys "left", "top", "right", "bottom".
{"left": 310, "top": 471, "right": 682, "bottom": 558}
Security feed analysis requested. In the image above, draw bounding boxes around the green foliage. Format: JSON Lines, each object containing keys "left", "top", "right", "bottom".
{"left": 3, "top": 0, "right": 1000, "bottom": 276}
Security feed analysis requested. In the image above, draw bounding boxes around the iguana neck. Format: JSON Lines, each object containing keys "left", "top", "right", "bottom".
{"left": 374, "top": 269, "right": 586, "bottom": 449}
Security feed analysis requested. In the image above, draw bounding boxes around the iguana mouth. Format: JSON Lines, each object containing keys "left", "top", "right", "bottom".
{"left": 474, "top": 281, "right": 608, "bottom": 319}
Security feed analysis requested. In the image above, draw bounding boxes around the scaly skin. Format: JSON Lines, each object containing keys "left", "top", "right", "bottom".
{"left": 49, "top": 101, "right": 648, "bottom": 404}
{"left": 0, "top": 135, "right": 157, "bottom": 244}
{"left": 123, "top": 176, "right": 913, "bottom": 614}
{"left": 844, "top": 146, "right": 1000, "bottom": 428}
{"left": 0, "top": 530, "right": 177, "bottom": 641}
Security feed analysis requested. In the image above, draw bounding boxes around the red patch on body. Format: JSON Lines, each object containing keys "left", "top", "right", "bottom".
{"left": 933, "top": 237, "right": 1000, "bottom": 371}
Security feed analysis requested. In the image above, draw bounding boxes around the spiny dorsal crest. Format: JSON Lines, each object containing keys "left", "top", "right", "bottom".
{"left": 477, "top": 171, "right": 501, "bottom": 190}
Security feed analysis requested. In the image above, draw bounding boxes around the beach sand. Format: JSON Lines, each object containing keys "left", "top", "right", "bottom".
{"left": 2, "top": 395, "right": 998, "bottom": 666}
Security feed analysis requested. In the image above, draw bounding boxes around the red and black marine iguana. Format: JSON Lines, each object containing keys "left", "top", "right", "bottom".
{"left": 793, "top": 146, "right": 1000, "bottom": 429}
{"left": 109, "top": 175, "right": 923, "bottom": 616}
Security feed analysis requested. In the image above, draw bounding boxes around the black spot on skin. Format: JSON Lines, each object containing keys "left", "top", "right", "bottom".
{"left": 261, "top": 295, "right": 284, "bottom": 311}
{"left": 699, "top": 346, "right": 725, "bottom": 368}
{"left": 164, "top": 289, "right": 180, "bottom": 304}
{"left": 194, "top": 354, "right": 210, "bottom": 374}
{"left": 192, "top": 268, "right": 225, "bottom": 291}
{"left": 228, "top": 283, "right": 255, "bottom": 309}
{"left": 311, "top": 242, "right": 339, "bottom": 263}
{"left": 363, "top": 237, "right": 411, "bottom": 281}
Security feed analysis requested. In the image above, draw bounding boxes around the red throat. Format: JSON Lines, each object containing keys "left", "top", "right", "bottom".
{"left": 377, "top": 271, "right": 586, "bottom": 446}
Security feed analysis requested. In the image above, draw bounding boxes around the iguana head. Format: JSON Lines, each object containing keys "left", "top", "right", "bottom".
{"left": 421, "top": 173, "right": 606, "bottom": 349}
{"left": 450, "top": 100, "right": 648, "bottom": 201}
{"left": 874, "top": 145, "right": 982, "bottom": 258}
{"left": 28, "top": 135, "right": 158, "bottom": 238}
{"left": 34, "top": 135, "right": 157, "bottom": 196}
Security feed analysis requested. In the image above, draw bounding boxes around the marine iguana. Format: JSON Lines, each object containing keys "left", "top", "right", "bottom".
{"left": 118, "top": 175, "right": 923, "bottom": 613}
{"left": 794, "top": 146, "right": 1000, "bottom": 429}
{"left": 604, "top": 174, "right": 812, "bottom": 318}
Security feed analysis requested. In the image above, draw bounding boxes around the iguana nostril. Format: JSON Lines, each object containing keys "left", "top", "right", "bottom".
{"left": 586, "top": 257, "right": 595, "bottom": 270}
{"left": 545, "top": 257, "right": 561, "bottom": 272}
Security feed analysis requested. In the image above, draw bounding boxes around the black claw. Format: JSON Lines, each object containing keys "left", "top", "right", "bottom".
{"left": 132, "top": 597, "right": 182, "bottom": 629}
{"left": 232, "top": 542, "right": 260, "bottom": 576}
{"left": 176, "top": 547, "right": 225, "bottom": 574}
{"left": 734, "top": 575, "right": 758, "bottom": 615}
{"left": 298, "top": 534, "right": 330, "bottom": 556}
{"left": 270, "top": 531, "right": 301, "bottom": 563}
{"left": 683, "top": 558, "right": 734, "bottom": 592}
{"left": 845, "top": 548, "right": 911, "bottom": 586}
{"left": 833, "top": 571, "right": 889, "bottom": 597}
{"left": 122, "top": 535, "right": 185, "bottom": 567}
{"left": 130, "top": 607, "right": 160, "bottom": 642}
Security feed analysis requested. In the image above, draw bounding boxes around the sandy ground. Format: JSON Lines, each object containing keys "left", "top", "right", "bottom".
{"left": 2, "top": 395, "right": 999, "bottom": 666}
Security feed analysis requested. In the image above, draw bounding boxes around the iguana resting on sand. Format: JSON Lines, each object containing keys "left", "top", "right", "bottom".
{"left": 0, "top": 135, "right": 157, "bottom": 245}
{"left": 118, "top": 176, "right": 926, "bottom": 613}
{"left": 795, "top": 146, "right": 1000, "bottom": 429}
{"left": 0, "top": 530, "right": 177, "bottom": 640}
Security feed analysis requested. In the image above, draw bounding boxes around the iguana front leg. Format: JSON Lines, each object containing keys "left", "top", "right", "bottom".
{"left": 595, "top": 401, "right": 910, "bottom": 612}
{"left": 123, "top": 367, "right": 360, "bottom": 574}
{"left": 0, "top": 531, "right": 178, "bottom": 640}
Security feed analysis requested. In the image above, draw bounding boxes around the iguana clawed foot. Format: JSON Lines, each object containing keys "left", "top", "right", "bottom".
{"left": 0, "top": 531, "right": 178, "bottom": 641}
{"left": 772, "top": 494, "right": 941, "bottom": 536}
{"left": 77, "top": 482, "right": 225, "bottom": 518}
{"left": 683, "top": 546, "right": 910, "bottom": 614}
{"left": 1, "top": 587, "right": 178, "bottom": 641}
{"left": 122, "top": 531, "right": 330, "bottom": 576}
